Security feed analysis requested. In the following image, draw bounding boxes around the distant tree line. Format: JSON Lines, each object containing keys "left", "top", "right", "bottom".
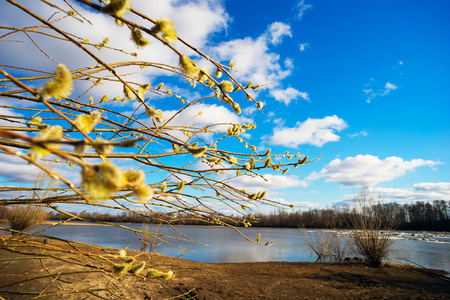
{"left": 2, "top": 200, "right": 448, "bottom": 231}
{"left": 248, "top": 200, "right": 449, "bottom": 231}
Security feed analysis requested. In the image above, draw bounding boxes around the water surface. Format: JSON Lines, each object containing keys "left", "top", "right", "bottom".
{"left": 34, "top": 223, "right": 450, "bottom": 273}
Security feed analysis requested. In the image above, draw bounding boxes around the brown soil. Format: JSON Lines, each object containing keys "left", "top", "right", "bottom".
{"left": 0, "top": 237, "right": 449, "bottom": 299}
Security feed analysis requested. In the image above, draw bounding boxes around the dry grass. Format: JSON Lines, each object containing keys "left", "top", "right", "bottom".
{"left": 6, "top": 205, "right": 48, "bottom": 234}
{"left": 303, "top": 229, "right": 353, "bottom": 262}
{"left": 138, "top": 223, "right": 162, "bottom": 253}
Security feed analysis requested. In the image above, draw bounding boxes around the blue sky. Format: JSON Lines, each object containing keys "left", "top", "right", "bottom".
{"left": 1, "top": 0, "right": 449, "bottom": 213}
{"left": 209, "top": 0, "right": 450, "bottom": 208}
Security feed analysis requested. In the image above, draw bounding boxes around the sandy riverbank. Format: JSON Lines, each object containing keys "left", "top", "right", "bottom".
{"left": 0, "top": 237, "right": 449, "bottom": 299}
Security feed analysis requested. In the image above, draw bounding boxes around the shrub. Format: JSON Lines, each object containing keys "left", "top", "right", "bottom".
{"left": 303, "top": 229, "right": 353, "bottom": 262}
{"left": 7, "top": 205, "right": 48, "bottom": 235}
{"left": 138, "top": 223, "right": 162, "bottom": 253}
{"left": 350, "top": 182, "right": 399, "bottom": 267}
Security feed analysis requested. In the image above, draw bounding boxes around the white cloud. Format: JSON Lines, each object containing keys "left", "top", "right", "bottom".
{"left": 307, "top": 155, "right": 441, "bottom": 187}
{"left": 269, "top": 87, "right": 310, "bottom": 105}
{"left": 143, "top": 103, "right": 250, "bottom": 142}
{"left": 335, "top": 182, "right": 450, "bottom": 206}
{"left": 297, "top": 0, "right": 312, "bottom": 20}
{"left": 132, "top": 0, "right": 229, "bottom": 48}
{"left": 161, "top": 103, "right": 248, "bottom": 128}
{"left": 228, "top": 174, "right": 307, "bottom": 192}
{"left": 413, "top": 182, "right": 450, "bottom": 193}
{"left": 364, "top": 81, "right": 398, "bottom": 103}
{"left": 0, "top": 0, "right": 230, "bottom": 99}
{"left": 0, "top": 107, "right": 24, "bottom": 127}
{"left": 299, "top": 43, "right": 309, "bottom": 52}
{"left": 211, "top": 22, "right": 294, "bottom": 86}
{"left": 384, "top": 82, "right": 397, "bottom": 92}
{"left": 349, "top": 131, "right": 368, "bottom": 138}
{"left": 268, "top": 115, "right": 348, "bottom": 147}
{"left": 267, "top": 22, "right": 292, "bottom": 45}
{"left": 0, "top": 154, "right": 41, "bottom": 183}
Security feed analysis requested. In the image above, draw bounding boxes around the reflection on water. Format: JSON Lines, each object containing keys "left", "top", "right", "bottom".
{"left": 33, "top": 224, "right": 450, "bottom": 273}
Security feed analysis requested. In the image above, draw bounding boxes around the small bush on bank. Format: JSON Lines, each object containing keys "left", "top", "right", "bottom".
{"left": 7, "top": 205, "right": 48, "bottom": 235}
{"left": 351, "top": 182, "right": 399, "bottom": 267}
{"left": 303, "top": 229, "right": 353, "bottom": 262}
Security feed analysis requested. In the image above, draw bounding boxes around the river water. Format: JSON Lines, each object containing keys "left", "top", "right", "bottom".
{"left": 32, "top": 223, "right": 450, "bottom": 273}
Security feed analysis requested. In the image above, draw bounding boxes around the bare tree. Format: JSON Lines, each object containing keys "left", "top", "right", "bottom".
{"left": 351, "top": 181, "right": 399, "bottom": 267}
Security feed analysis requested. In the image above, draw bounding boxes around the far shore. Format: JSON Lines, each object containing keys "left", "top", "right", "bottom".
{"left": 41, "top": 221, "right": 108, "bottom": 226}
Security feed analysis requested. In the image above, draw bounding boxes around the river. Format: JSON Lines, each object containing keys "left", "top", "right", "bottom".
{"left": 32, "top": 223, "right": 450, "bottom": 273}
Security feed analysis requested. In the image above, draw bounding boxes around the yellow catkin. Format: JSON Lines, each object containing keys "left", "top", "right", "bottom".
{"left": 75, "top": 110, "right": 101, "bottom": 133}
{"left": 123, "top": 84, "right": 135, "bottom": 100}
{"left": 161, "top": 181, "right": 167, "bottom": 192}
{"left": 98, "top": 162, "right": 126, "bottom": 189}
{"left": 145, "top": 107, "right": 163, "bottom": 122}
{"left": 148, "top": 268, "right": 164, "bottom": 278}
{"left": 123, "top": 169, "right": 145, "bottom": 187}
{"left": 28, "top": 116, "right": 42, "bottom": 127}
{"left": 38, "top": 64, "right": 73, "bottom": 100}
{"left": 219, "top": 80, "right": 234, "bottom": 93}
{"left": 177, "top": 181, "right": 185, "bottom": 192}
{"left": 220, "top": 94, "right": 233, "bottom": 105}
{"left": 92, "top": 138, "right": 114, "bottom": 154}
{"left": 29, "top": 125, "right": 63, "bottom": 161}
{"left": 101, "top": 0, "right": 131, "bottom": 17}
{"left": 135, "top": 185, "right": 154, "bottom": 201}
{"left": 299, "top": 156, "right": 308, "bottom": 165}
{"left": 131, "top": 261, "right": 146, "bottom": 275}
{"left": 163, "top": 271, "right": 174, "bottom": 280}
{"left": 113, "top": 263, "right": 131, "bottom": 276}
{"left": 179, "top": 55, "right": 199, "bottom": 78}
{"left": 198, "top": 68, "right": 210, "bottom": 83}
{"left": 232, "top": 102, "right": 241, "bottom": 114}
{"left": 130, "top": 28, "right": 150, "bottom": 48}
{"left": 214, "top": 68, "right": 222, "bottom": 78}
{"left": 187, "top": 145, "right": 207, "bottom": 158}
{"left": 264, "top": 156, "right": 272, "bottom": 168}
{"left": 152, "top": 17, "right": 177, "bottom": 43}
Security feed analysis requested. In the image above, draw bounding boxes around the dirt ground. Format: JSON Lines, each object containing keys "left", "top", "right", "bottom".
{"left": 0, "top": 237, "right": 449, "bottom": 299}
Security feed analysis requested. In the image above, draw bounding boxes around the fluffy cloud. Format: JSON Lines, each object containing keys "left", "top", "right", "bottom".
{"left": 141, "top": 103, "right": 250, "bottom": 142}
{"left": 335, "top": 182, "right": 450, "bottom": 206}
{"left": 211, "top": 22, "right": 294, "bottom": 86}
{"left": 0, "top": 107, "right": 24, "bottom": 127}
{"left": 269, "top": 87, "right": 310, "bottom": 105}
{"left": 268, "top": 115, "right": 348, "bottom": 147}
{"left": 307, "top": 155, "right": 440, "bottom": 187}
{"left": 132, "top": 0, "right": 229, "bottom": 48}
{"left": 0, "top": 0, "right": 230, "bottom": 99}
{"left": 161, "top": 103, "right": 249, "bottom": 128}
{"left": 267, "top": 22, "right": 292, "bottom": 45}
{"left": 0, "top": 154, "right": 41, "bottom": 183}
{"left": 299, "top": 42, "right": 309, "bottom": 52}
{"left": 228, "top": 174, "right": 307, "bottom": 192}
{"left": 384, "top": 82, "right": 398, "bottom": 92}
